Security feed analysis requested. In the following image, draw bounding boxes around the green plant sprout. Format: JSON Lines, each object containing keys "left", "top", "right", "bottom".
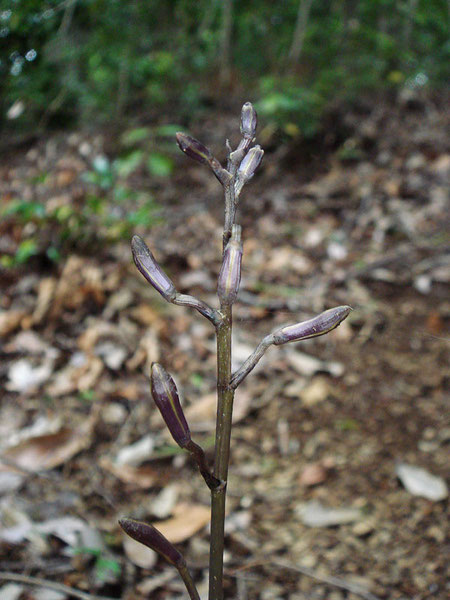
{"left": 120, "top": 102, "right": 351, "bottom": 600}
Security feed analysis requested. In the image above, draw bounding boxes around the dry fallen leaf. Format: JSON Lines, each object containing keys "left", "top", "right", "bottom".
{"left": 299, "top": 377, "right": 331, "bottom": 406}
{"left": 99, "top": 457, "right": 160, "bottom": 489}
{"left": 184, "top": 390, "right": 252, "bottom": 432}
{"left": 50, "top": 256, "right": 105, "bottom": 318}
{"left": 0, "top": 309, "right": 27, "bottom": 337}
{"left": 47, "top": 354, "right": 103, "bottom": 396}
{"left": 126, "top": 328, "right": 160, "bottom": 372}
{"left": 154, "top": 502, "right": 210, "bottom": 544}
{"left": 129, "top": 303, "right": 162, "bottom": 327}
{"left": 32, "top": 277, "right": 56, "bottom": 325}
{"left": 299, "top": 462, "right": 328, "bottom": 487}
{"left": 1, "top": 411, "right": 97, "bottom": 472}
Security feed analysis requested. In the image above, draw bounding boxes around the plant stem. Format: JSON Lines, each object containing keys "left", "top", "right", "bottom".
{"left": 178, "top": 564, "right": 201, "bottom": 600}
{"left": 186, "top": 439, "right": 222, "bottom": 490}
{"left": 209, "top": 304, "right": 234, "bottom": 600}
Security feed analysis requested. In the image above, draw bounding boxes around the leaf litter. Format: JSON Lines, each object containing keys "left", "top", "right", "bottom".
{"left": 0, "top": 97, "right": 448, "bottom": 599}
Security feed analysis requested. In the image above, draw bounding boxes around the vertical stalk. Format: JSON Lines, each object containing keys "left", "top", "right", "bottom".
{"left": 209, "top": 305, "right": 234, "bottom": 600}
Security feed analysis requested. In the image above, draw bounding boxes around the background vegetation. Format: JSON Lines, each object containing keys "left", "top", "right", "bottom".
{"left": 1, "top": 0, "right": 448, "bottom": 136}
{"left": 1, "top": 0, "right": 448, "bottom": 267}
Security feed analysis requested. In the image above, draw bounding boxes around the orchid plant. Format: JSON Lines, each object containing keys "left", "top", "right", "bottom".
{"left": 120, "top": 103, "right": 351, "bottom": 600}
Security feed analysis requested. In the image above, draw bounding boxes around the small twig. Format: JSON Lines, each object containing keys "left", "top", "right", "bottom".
{"left": 0, "top": 572, "right": 118, "bottom": 600}
{"left": 273, "top": 561, "right": 382, "bottom": 600}
{"left": 0, "top": 457, "right": 61, "bottom": 481}
{"left": 229, "top": 560, "right": 381, "bottom": 600}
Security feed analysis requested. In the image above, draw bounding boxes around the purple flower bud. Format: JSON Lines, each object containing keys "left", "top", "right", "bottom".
{"left": 131, "top": 235, "right": 177, "bottom": 301}
{"left": 119, "top": 517, "right": 185, "bottom": 567}
{"left": 240, "top": 102, "right": 258, "bottom": 138}
{"left": 217, "top": 225, "right": 243, "bottom": 306}
{"left": 272, "top": 305, "right": 352, "bottom": 345}
{"left": 238, "top": 145, "right": 264, "bottom": 182}
{"left": 176, "top": 132, "right": 214, "bottom": 166}
{"left": 151, "top": 363, "right": 191, "bottom": 448}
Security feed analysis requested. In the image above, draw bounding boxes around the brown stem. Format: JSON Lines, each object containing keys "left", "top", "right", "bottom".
{"left": 230, "top": 334, "right": 274, "bottom": 389}
{"left": 209, "top": 305, "right": 234, "bottom": 600}
{"left": 178, "top": 563, "right": 201, "bottom": 600}
{"left": 186, "top": 440, "right": 222, "bottom": 490}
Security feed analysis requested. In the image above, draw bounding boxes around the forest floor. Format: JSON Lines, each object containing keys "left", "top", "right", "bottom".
{"left": 0, "top": 94, "right": 449, "bottom": 600}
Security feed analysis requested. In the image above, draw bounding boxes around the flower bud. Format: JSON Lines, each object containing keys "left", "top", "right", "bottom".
{"left": 131, "top": 235, "right": 177, "bottom": 301}
{"left": 119, "top": 517, "right": 185, "bottom": 567}
{"left": 176, "top": 132, "right": 214, "bottom": 166}
{"left": 272, "top": 305, "right": 352, "bottom": 345}
{"left": 238, "top": 145, "right": 264, "bottom": 182}
{"left": 176, "top": 132, "right": 230, "bottom": 186}
{"left": 217, "top": 225, "right": 243, "bottom": 306}
{"left": 240, "top": 102, "right": 257, "bottom": 138}
{"left": 151, "top": 363, "right": 191, "bottom": 448}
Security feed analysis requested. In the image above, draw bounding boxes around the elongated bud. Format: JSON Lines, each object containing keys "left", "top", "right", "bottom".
{"left": 240, "top": 102, "right": 258, "bottom": 138}
{"left": 238, "top": 145, "right": 264, "bottom": 182}
{"left": 217, "top": 225, "right": 243, "bottom": 306}
{"left": 119, "top": 518, "right": 185, "bottom": 567}
{"left": 151, "top": 363, "right": 191, "bottom": 448}
{"left": 272, "top": 305, "right": 352, "bottom": 345}
{"left": 176, "top": 132, "right": 214, "bottom": 166}
{"left": 131, "top": 236, "right": 177, "bottom": 301}
{"left": 176, "top": 132, "right": 231, "bottom": 186}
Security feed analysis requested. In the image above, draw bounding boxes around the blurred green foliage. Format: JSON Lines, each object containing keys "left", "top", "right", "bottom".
{"left": 0, "top": 139, "right": 162, "bottom": 267}
{"left": 0, "top": 1, "right": 448, "bottom": 267}
{"left": 1, "top": 0, "right": 448, "bottom": 137}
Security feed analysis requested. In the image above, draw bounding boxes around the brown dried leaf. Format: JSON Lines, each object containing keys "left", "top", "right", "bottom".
{"left": 299, "top": 462, "right": 328, "bottom": 487}
{"left": 154, "top": 503, "right": 210, "bottom": 544}
{"left": 129, "top": 303, "right": 162, "bottom": 327}
{"left": 1, "top": 412, "right": 96, "bottom": 471}
{"left": 32, "top": 277, "right": 56, "bottom": 325}
{"left": 126, "top": 328, "right": 160, "bottom": 372}
{"left": 99, "top": 457, "right": 159, "bottom": 489}
{"left": 50, "top": 256, "right": 105, "bottom": 318}
{"left": 0, "top": 310, "right": 27, "bottom": 337}
{"left": 47, "top": 355, "right": 103, "bottom": 396}
{"left": 183, "top": 390, "right": 251, "bottom": 432}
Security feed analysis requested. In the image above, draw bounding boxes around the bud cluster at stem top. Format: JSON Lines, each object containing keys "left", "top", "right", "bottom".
{"left": 238, "top": 145, "right": 264, "bottom": 183}
{"left": 240, "top": 102, "right": 258, "bottom": 139}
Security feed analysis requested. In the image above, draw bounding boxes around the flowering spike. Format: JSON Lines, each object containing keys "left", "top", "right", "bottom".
{"left": 272, "top": 306, "right": 352, "bottom": 345}
{"left": 151, "top": 363, "right": 191, "bottom": 448}
{"left": 240, "top": 102, "right": 258, "bottom": 138}
{"left": 131, "top": 235, "right": 177, "bottom": 301}
{"left": 238, "top": 145, "right": 264, "bottom": 182}
{"left": 217, "top": 225, "right": 243, "bottom": 306}
{"left": 119, "top": 518, "right": 185, "bottom": 567}
{"left": 176, "top": 132, "right": 214, "bottom": 166}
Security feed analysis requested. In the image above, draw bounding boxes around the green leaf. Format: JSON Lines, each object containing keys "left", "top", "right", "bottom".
{"left": 155, "top": 124, "right": 183, "bottom": 137}
{"left": 121, "top": 127, "right": 151, "bottom": 146}
{"left": 114, "top": 150, "right": 144, "bottom": 178}
{"left": 16, "top": 239, "right": 38, "bottom": 263}
{"left": 146, "top": 153, "right": 173, "bottom": 177}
